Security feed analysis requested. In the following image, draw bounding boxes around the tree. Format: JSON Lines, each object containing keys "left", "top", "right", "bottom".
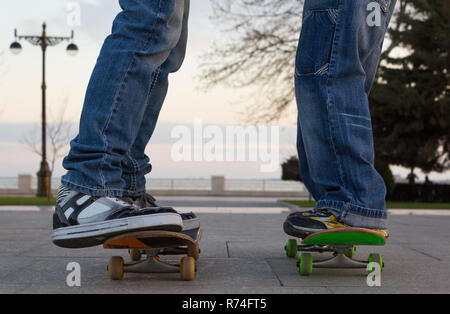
{"left": 370, "top": 0, "right": 449, "bottom": 174}
{"left": 22, "top": 97, "right": 76, "bottom": 174}
{"left": 199, "top": 0, "right": 303, "bottom": 123}
{"left": 281, "top": 156, "right": 301, "bottom": 181}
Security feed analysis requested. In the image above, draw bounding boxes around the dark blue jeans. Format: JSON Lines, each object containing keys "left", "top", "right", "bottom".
{"left": 62, "top": 0, "right": 190, "bottom": 197}
{"left": 295, "top": 0, "right": 396, "bottom": 228}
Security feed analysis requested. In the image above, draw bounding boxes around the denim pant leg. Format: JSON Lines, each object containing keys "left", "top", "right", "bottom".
{"left": 295, "top": 0, "right": 396, "bottom": 228}
{"left": 122, "top": 0, "right": 190, "bottom": 197}
{"left": 62, "top": 0, "right": 187, "bottom": 196}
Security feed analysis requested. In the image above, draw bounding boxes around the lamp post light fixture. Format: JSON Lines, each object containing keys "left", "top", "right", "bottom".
{"left": 10, "top": 22, "right": 78, "bottom": 198}
{"left": 9, "top": 41, "right": 22, "bottom": 54}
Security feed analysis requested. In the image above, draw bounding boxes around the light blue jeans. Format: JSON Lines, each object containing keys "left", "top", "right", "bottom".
{"left": 295, "top": 0, "right": 396, "bottom": 228}
{"left": 62, "top": 0, "right": 395, "bottom": 228}
{"left": 62, "top": 0, "right": 190, "bottom": 197}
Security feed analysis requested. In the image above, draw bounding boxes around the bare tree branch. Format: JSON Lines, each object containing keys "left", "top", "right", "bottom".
{"left": 0, "top": 50, "right": 8, "bottom": 116}
{"left": 22, "top": 123, "right": 41, "bottom": 156}
{"left": 198, "top": 0, "right": 304, "bottom": 124}
{"left": 21, "top": 94, "right": 77, "bottom": 173}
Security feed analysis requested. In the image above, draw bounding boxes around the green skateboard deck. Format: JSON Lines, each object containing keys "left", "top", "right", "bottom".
{"left": 303, "top": 227, "right": 386, "bottom": 246}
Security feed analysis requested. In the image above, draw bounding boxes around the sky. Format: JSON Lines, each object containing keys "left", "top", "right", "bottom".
{"left": 1, "top": 0, "right": 239, "bottom": 124}
{"left": 0, "top": 0, "right": 448, "bottom": 182}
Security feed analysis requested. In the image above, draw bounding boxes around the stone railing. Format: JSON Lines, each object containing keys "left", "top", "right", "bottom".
{"left": 0, "top": 175, "right": 309, "bottom": 198}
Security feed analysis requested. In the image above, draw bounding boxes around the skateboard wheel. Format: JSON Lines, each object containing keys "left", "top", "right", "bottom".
{"left": 180, "top": 256, "right": 196, "bottom": 281}
{"left": 108, "top": 256, "right": 124, "bottom": 280}
{"left": 344, "top": 246, "right": 356, "bottom": 258}
{"left": 368, "top": 253, "right": 383, "bottom": 273}
{"left": 129, "top": 248, "right": 142, "bottom": 261}
{"left": 298, "top": 253, "right": 313, "bottom": 276}
{"left": 187, "top": 243, "right": 200, "bottom": 261}
{"left": 285, "top": 239, "right": 298, "bottom": 258}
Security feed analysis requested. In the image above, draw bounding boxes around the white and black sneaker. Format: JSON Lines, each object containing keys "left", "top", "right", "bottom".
{"left": 132, "top": 193, "right": 200, "bottom": 231}
{"left": 52, "top": 186, "right": 183, "bottom": 248}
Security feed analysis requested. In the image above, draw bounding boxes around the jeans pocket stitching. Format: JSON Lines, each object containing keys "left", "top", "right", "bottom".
{"left": 373, "top": 0, "right": 390, "bottom": 13}
{"left": 314, "top": 63, "right": 330, "bottom": 76}
{"left": 302, "top": 11, "right": 313, "bottom": 24}
{"left": 327, "top": 8, "right": 339, "bottom": 24}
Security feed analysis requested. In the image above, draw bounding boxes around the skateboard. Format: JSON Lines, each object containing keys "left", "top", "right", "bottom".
{"left": 284, "top": 228, "right": 386, "bottom": 276}
{"left": 104, "top": 227, "right": 201, "bottom": 281}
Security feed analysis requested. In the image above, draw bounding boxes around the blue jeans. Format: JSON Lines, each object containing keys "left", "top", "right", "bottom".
{"left": 62, "top": 0, "right": 190, "bottom": 197}
{"left": 63, "top": 0, "right": 394, "bottom": 228}
{"left": 295, "top": 0, "right": 396, "bottom": 228}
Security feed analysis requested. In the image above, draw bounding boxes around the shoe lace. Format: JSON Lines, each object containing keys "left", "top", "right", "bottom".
{"left": 138, "top": 193, "right": 158, "bottom": 208}
{"left": 56, "top": 185, "right": 73, "bottom": 204}
{"left": 108, "top": 196, "right": 134, "bottom": 207}
{"left": 303, "top": 209, "right": 332, "bottom": 217}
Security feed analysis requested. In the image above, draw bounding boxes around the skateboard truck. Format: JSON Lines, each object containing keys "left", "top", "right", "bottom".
{"left": 105, "top": 230, "right": 200, "bottom": 281}
{"left": 121, "top": 249, "right": 180, "bottom": 274}
{"left": 296, "top": 245, "right": 372, "bottom": 270}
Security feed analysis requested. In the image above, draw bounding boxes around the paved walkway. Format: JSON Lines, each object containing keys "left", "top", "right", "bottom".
{"left": 0, "top": 197, "right": 449, "bottom": 293}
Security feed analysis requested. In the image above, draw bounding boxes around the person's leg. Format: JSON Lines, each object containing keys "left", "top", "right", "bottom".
{"left": 121, "top": 0, "right": 190, "bottom": 197}
{"left": 62, "top": 0, "right": 187, "bottom": 197}
{"left": 292, "top": 0, "right": 396, "bottom": 231}
{"left": 296, "top": 119, "right": 327, "bottom": 201}
{"left": 53, "top": 0, "right": 189, "bottom": 248}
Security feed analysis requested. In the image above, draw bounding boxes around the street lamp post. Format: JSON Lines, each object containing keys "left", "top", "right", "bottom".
{"left": 10, "top": 22, "right": 78, "bottom": 198}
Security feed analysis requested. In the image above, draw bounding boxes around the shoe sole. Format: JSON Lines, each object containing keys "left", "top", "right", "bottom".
{"left": 52, "top": 213, "right": 182, "bottom": 248}
{"left": 182, "top": 217, "right": 201, "bottom": 231}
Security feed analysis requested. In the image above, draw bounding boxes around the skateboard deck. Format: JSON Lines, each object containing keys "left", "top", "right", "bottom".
{"left": 303, "top": 227, "right": 386, "bottom": 246}
{"left": 104, "top": 227, "right": 201, "bottom": 281}
{"left": 284, "top": 227, "right": 386, "bottom": 276}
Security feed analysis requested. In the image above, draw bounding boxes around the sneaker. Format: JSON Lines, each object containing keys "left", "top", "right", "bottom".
{"left": 52, "top": 186, "right": 183, "bottom": 248}
{"left": 132, "top": 193, "right": 200, "bottom": 231}
{"left": 283, "top": 209, "right": 388, "bottom": 239}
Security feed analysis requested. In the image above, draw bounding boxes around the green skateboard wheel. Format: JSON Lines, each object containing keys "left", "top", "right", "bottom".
{"left": 368, "top": 253, "right": 383, "bottom": 273}
{"left": 285, "top": 239, "right": 298, "bottom": 258}
{"left": 298, "top": 253, "right": 313, "bottom": 276}
{"left": 344, "top": 246, "right": 356, "bottom": 258}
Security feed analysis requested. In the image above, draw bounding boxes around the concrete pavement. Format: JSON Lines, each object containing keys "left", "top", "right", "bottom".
{"left": 0, "top": 197, "right": 449, "bottom": 294}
